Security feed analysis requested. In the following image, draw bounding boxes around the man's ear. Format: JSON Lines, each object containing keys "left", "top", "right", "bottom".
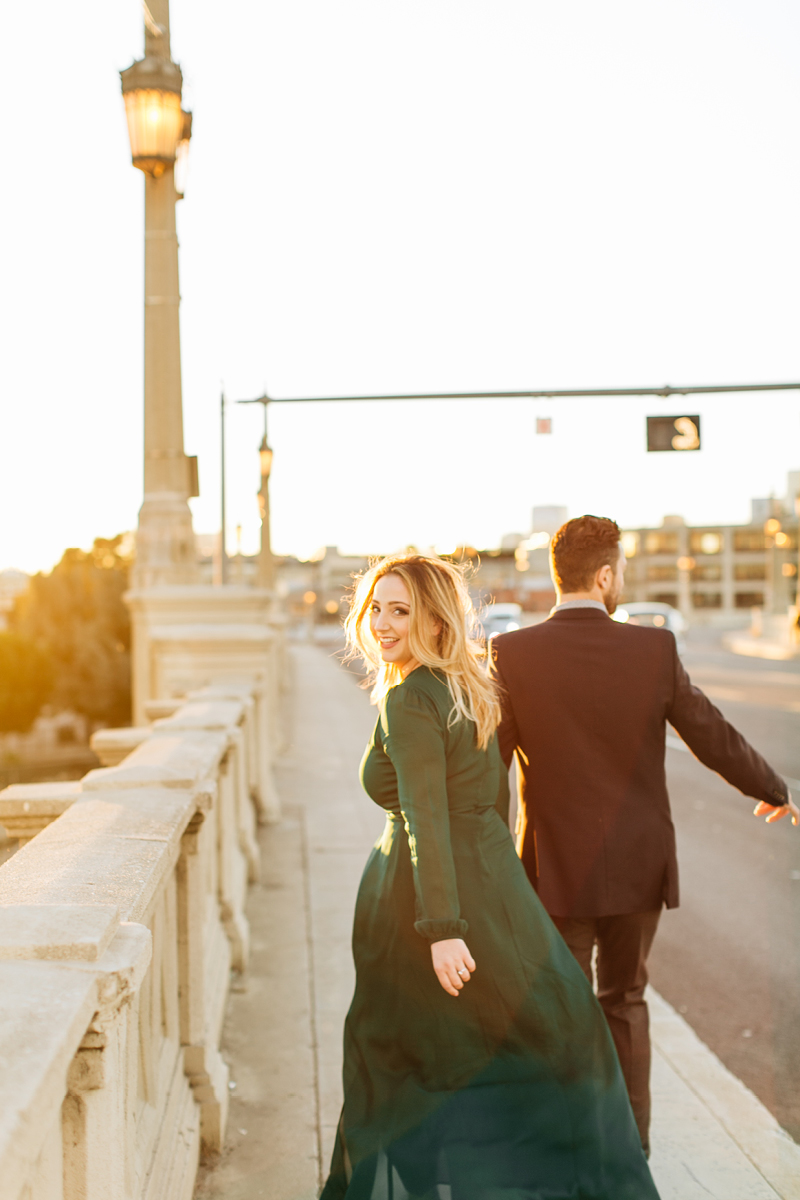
{"left": 596, "top": 564, "right": 613, "bottom": 591}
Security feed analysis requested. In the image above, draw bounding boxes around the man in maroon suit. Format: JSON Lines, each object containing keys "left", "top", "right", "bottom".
{"left": 491, "top": 514, "right": 797, "bottom": 1154}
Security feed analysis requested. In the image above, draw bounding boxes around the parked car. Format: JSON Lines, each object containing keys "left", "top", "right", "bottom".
{"left": 612, "top": 601, "right": 687, "bottom": 652}
{"left": 479, "top": 602, "right": 523, "bottom": 640}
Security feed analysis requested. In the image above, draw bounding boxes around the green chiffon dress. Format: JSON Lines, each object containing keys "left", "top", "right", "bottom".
{"left": 321, "top": 667, "right": 659, "bottom": 1200}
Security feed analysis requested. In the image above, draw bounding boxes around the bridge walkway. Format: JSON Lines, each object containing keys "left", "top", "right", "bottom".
{"left": 194, "top": 642, "right": 800, "bottom": 1200}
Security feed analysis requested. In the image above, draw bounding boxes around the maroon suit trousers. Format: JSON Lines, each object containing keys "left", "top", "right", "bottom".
{"left": 551, "top": 910, "right": 661, "bottom": 1152}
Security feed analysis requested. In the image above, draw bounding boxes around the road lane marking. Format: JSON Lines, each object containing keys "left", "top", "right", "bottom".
{"left": 666, "top": 734, "right": 800, "bottom": 791}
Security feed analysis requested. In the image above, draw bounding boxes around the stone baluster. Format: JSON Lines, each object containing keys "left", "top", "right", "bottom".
{"left": 177, "top": 790, "right": 231, "bottom": 1150}
{"left": 0, "top": 908, "right": 152, "bottom": 1200}
{"left": 61, "top": 924, "right": 153, "bottom": 1200}
{"left": 0, "top": 955, "right": 100, "bottom": 1200}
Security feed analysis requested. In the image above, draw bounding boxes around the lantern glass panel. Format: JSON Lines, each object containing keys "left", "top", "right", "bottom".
{"left": 123, "top": 89, "right": 183, "bottom": 165}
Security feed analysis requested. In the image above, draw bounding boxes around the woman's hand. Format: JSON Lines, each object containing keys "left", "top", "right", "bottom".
{"left": 431, "top": 938, "right": 476, "bottom": 997}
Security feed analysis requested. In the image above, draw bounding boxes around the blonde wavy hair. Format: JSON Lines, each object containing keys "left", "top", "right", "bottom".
{"left": 343, "top": 553, "right": 502, "bottom": 750}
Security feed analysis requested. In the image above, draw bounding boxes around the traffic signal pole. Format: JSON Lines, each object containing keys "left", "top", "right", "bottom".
{"left": 250, "top": 381, "right": 800, "bottom": 405}
{"left": 232, "top": 380, "right": 800, "bottom": 617}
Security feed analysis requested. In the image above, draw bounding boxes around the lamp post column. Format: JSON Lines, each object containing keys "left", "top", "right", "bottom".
{"left": 137, "top": 164, "right": 198, "bottom": 585}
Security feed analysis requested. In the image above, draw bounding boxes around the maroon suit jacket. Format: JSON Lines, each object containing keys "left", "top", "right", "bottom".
{"left": 491, "top": 607, "right": 788, "bottom": 918}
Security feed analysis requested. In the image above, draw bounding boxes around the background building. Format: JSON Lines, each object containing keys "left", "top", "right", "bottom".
{"left": 192, "top": 474, "right": 800, "bottom": 630}
{"left": 455, "top": 545, "right": 556, "bottom": 613}
{"left": 621, "top": 473, "right": 799, "bottom": 625}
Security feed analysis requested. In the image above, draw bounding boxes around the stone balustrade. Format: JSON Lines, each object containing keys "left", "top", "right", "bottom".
{"left": 0, "top": 681, "right": 276, "bottom": 1200}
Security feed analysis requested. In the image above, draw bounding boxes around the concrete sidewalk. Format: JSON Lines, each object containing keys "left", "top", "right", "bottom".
{"left": 194, "top": 643, "right": 800, "bottom": 1200}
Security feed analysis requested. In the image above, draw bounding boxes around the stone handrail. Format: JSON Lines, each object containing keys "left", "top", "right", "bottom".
{"left": 0, "top": 681, "right": 274, "bottom": 1200}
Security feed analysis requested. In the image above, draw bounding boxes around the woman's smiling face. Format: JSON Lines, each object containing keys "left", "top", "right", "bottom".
{"left": 369, "top": 573, "right": 413, "bottom": 667}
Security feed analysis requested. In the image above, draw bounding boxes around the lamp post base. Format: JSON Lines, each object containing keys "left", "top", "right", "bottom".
{"left": 132, "top": 493, "right": 200, "bottom": 589}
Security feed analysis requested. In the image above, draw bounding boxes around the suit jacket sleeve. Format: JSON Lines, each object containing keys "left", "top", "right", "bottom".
{"left": 667, "top": 637, "right": 789, "bottom": 806}
{"left": 491, "top": 640, "right": 520, "bottom": 770}
{"left": 493, "top": 752, "right": 511, "bottom": 824}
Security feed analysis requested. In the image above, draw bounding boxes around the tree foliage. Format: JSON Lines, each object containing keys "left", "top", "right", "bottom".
{"left": 0, "top": 632, "right": 54, "bottom": 733}
{"left": 10, "top": 535, "right": 133, "bottom": 728}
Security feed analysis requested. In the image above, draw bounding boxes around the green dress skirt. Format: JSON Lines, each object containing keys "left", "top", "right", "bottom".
{"left": 321, "top": 667, "right": 659, "bottom": 1200}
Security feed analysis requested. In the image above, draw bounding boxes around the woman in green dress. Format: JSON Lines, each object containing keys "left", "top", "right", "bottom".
{"left": 322, "top": 553, "right": 659, "bottom": 1200}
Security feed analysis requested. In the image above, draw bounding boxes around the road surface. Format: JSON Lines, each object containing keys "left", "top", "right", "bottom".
{"left": 649, "top": 629, "right": 800, "bottom": 1141}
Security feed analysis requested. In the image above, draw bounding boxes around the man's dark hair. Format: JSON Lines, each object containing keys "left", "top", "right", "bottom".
{"left": 550, "top": 515, "right": 621, "bottom": 593}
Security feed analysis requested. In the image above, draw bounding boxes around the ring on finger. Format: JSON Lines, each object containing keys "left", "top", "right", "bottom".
{"left": 457, "top": 968, "right": 468, "bottom": 978}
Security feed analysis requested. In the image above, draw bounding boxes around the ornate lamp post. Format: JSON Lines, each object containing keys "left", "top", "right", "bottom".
{"left": 121, "top": 0, "right": 198, "bottom": 587}
{"left": 235, "top": 395, "right": 275, "bottom": 590}
{"left": 257, "top": 428, "right": 275, "bottom": 589}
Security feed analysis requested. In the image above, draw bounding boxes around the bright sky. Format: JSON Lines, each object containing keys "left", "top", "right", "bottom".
{"left": 3, "top": 0, "right": 800, "bottom": 573}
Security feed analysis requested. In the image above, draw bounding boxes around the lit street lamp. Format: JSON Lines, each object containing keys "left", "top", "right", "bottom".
{"left": 121, "top": 56, "right": 187, "bottom": 175}
{"left": 259, "top": 437, "right": 274, "bottom": 481}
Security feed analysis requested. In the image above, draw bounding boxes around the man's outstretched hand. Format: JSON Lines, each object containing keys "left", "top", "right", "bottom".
{"left": 753, "top": 792, "right": 799, "bottom": 826}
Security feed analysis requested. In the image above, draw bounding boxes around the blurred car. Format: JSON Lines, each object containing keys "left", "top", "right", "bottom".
{"left": 612, "top": 601, "right": 687, "bottom": 652}
{"left": 479, "top": 602, "right": 523, "bottom": 640}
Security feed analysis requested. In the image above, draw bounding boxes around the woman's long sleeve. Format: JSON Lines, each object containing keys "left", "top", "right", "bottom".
{"left": 382, "top": 686, "right": 468, "bottom": 942}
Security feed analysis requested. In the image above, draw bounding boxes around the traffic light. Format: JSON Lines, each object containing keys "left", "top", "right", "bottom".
{"left": 647, "top": 415, "right": 701, "bottom": 452}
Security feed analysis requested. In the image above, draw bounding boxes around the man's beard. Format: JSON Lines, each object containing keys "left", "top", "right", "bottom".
{"left": 603, "top": 584, "right": 621, "bottom": 616}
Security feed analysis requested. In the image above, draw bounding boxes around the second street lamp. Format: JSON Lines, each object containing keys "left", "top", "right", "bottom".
{"left": 259, "top": 438, "right": 274, "bottom": 480}
{"left": 257, "top": 432, "right": 275, "bottom": 589}
{"left": 235, "top": 394, "right": 275, "bottom": 591}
